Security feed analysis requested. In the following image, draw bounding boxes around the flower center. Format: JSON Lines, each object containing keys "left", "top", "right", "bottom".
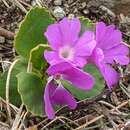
{"left": 54, "top": 73, "right": 62, "bottom": 80}
{"left": 59, "top": 46, "right": 74, "bottom": 60}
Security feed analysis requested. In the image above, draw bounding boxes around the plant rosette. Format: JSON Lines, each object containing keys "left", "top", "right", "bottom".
{"left": 0, "top": 7, "right": 129, "bottom": 119}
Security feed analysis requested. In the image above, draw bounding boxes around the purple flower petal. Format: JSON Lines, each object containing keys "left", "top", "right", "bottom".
{"left": 44, "top": 80, "right": 77, "bottom": 119}
{"left": 87, "top": 22, "right": 129, "bottom": 90}
{"left": 44, "top": 50, "right": 63, "bottom": 65}
{"left": 96, "top": 22, "right": 122, "bottom": 50}
{"left": 104, "top": 44, "right": 129, "bottom": 65}
{"left": 96, "top": 22, "right": 106, "bottom": 44}
{"left": 74, "top": 31, "right": 96, "bottom": 56}
{"left": 99, "top": 63, "right": 120, "bottom": 89}
{"left": 44, "top": 17, "right": 90, "bottom": 68}
{"left": 72, "top": 56, "right": 87, "bottom": 68}
{"left": 52, "top": 84, "right": 77, "bottom": 109}
{"left": 44, "top": 81, "right": 57, "bottom": 119}
{"left": 89, "top": 48, "right": 120, "bottom": 89}
{"left": 113, "top": 56, "right": 129, "bottom": 65}
{"left": 47, "top": 62, "right": 95, "bottom": 90}
{"left": 90, "top": 48, "right": 104, "bottom": 65}
{"left": 44, "top": 23, "right": 62, "bottom": 50}
{"left": 59, "top": 18, "right": 81, "bottom": 45}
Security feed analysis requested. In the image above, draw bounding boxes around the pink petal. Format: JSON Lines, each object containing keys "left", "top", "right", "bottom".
{"left": 91, "top": 48, "right": 104, "bottom": 65}
{"left": 47, "top": 62, "right": 95, "bottom": 90}
{"left": 74, "top": 31, "right": 96, "bottom": 56}
{"left": 44, "top": 23, "right": 62, "bottom": 50}
{"left": 44, "top": 50, "right": 63, "bottom": 65}
{"left": 89, "top": 47, "right": 120, "bottom": 89}
{"left": 104, "top": 44, "right": 129, "bottom": 65}
{"left": 59, "top": 18, "right": 81, "bottom": 45}
{"left": 52, "top": 84, "right": 77, "bottom": 109}
{"left": 96, "top": 22, "right": 106, "bottom": 44}
{"left": 44, "top": 81, "right": 57, "bottom": 119}
{"left": 96, "top": 22, "right": 122, "bottom": 50}
{"left": 72, "top": 56, "right": 87, "bottom": 68}
{"left": 44, "top": 80, "right": 77, "bottom": 119}
{"left": 99, "top": 63, "right": 120, "bottom": 89}
{"left": 114, "top": 56, "right": 129, "bottom": 65}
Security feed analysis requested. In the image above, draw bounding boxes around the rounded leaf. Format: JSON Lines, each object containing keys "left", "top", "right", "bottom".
{"left": 14, "top": 7, "right": 54, "bottom": 59}
{"left": 17, "top": 72, "right": 44, "bottom": 116}
{"left": 30, "top": 44, "right": 50, "bottom": 70}
{"left": 0, "top": 58, "right": 28, "bottom": 106}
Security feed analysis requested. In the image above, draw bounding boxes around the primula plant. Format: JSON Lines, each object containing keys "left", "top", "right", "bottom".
{"left": 0, "top": 7, "right": 129, "bottom": 119}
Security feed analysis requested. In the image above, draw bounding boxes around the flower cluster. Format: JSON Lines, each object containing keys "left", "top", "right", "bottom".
{"left": 43, "top": 18, "right": 129, "bottom": 119}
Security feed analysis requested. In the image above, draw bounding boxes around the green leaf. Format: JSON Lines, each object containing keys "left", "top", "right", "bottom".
{"left": 14, "top": 7, "right": 54, "bottom": 59}
{"left": 17, "top": 72, "right": 45, "bottom": 116}
{"left": 63, "top": 64, "right": 104, "bottom": 100}
{"left": 0, "top": 58, "right": 28, "bottom": 106}
{"left": 30, "top": 44, "right": 50, "bottom": 70}
{"left": 80, "top": 17, "right": 95, "bottom": 35}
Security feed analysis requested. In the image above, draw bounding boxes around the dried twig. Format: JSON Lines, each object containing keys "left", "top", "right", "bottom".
{"left": 18, "top": 111, "right": 28, "bottom": 129}
{"left": 0, "top": 27, "right": 14, "bottom": 40}
{"left": 1, "top": 0, "right": 10, "bottom": 8}
{"left": 74, "top": 100, "right": 130, "bottom": 130}
{"left": 56, "top": 89, "right": 110, "bottom": 115}
{"left": 58, "top": 118, "right": 72, "bottom": 130}
{"left": 120, "top": 82, "right": 130, "bottom": 98}
{"left": 99, "top": 100, "right": 128, "bottom": 116}
{"left": 19, "top": 0, "right": 32, "bottom": 8}
{"left": 0, "top": 97, "right": 19, "bottom": 113}
{"left": 11, "top": 104, "right": 24, "bottom": 130}
{"left": 122, "top": 42, "right": 130, "bottom": 48}
{"left": 9, "top": 0, "right": 27, "bottom": 13}
{"left": 0, "top": 121, "right": 10, "bottom": 128}
{"left": 41, "top": 117, "right": 59, "bottom": 130}
{"left": 58, "top": 116, "right": 79, "bottom": 127}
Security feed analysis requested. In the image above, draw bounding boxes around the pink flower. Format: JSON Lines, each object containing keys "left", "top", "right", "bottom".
{"left": 44, "top": 62, "right": 95, "bottom": 119}
{"left": 44, "top": 80, "right": 77, "bottom": 119}
{"left": 87, "top": 22, "right": 129, "bottom": 89}
{"left": 44, "top": 17, "right": 96, "bottom": 68}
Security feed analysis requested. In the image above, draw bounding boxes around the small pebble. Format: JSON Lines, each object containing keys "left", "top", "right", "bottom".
{"left": 102, "top": 94, "right": 107, "bottom": 99}
{"left": 6, "top": 39, "right": 13, "bottom": 44}
{"left": 81, "top": 2, "right": 87, "bottom": 8}
{"left": 126, "top": 17, "right": 130, "bottom": 24}
{"left": 31, "top": 0, "right": 37, "bottom": 6}
{"left": 63, "top": 3, "right": 69, "bottom": 8}
{"left": 68, "top": 14, "right": 75, "bottom": 19}
{"left": 73, "top": 8, "right": 78, "bottom": 14}
{"left": 68, "top": 0, "right": 73, "bottom": 4}
{"left": 83, "top": 9, "right": 89, "bottom": 15}
{"left": 54, "top": 0, "right": 62, "bottom": 6}
{"left": 0, "top": 36, "right": 5, "bottom": 43}
{"left": 53, "top": 6, "right": 66, "bottom": 19}
{"left": 120, "top": 13, "right": 127, "bottom": 23}
{"left": 100, "top": 5, "right": 116, "bottom": 18}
